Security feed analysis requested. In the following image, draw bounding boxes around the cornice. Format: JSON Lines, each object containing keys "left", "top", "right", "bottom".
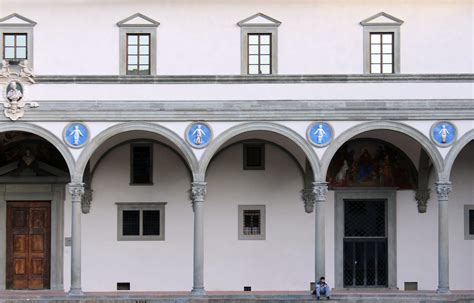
{"left": 34, "top": 74, "right": 474, "bottom": 84}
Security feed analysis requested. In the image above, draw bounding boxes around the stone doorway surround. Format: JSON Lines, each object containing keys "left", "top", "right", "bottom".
{"left": 334, "top": 188, "right": 397, "bottom": 289}
{"left": 0, "top": 184, "right": 65, "bottom": 291}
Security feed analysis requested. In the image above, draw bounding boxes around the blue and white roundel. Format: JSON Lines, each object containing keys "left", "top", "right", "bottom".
{"left": 431, "top": 122, "right": 456, "bottom": 146}
{"left": 64, "top": 123, "right": 89, "bottom": 148}
{"left": 186, "top": 123, "right": 212, "bottom": 148}
{"left": 308, "top": 122, "right": 333, "bottom": 147}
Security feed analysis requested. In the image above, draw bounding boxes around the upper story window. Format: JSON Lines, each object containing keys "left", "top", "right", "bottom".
{"left": 360, "top": 12, "right": 403, "bottom": 74}
{"left": 465, "top": 205, "right": 474, "bottom": 240}
{"left": 0, "top": 13, "right": 36, "bottom": 66}
{"left": 243, "top": 142, "right": 265, "bottom": 170}
{"left": 247, "top": 34, "right": 271, "bottom": 75}
{"left": 127, "top": 33, "right": 150, "bottom": 75}
{"left": 3, "top": 33, "right": 27, "bottom": 60}
{"left": 117, "top": 13, "right": 159, "bottom": 76}
{"left": 237, "top": 13, "right": 281, "bottom": 75}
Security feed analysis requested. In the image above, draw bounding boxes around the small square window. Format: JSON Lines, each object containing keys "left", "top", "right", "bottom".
{"left": 465, "top": 205, "right": 474, "bottom": 240}
{"left": 3, "top": 33, "right": 27, "bottom": 61}
{"left": 243, "top": 143, "right": 265, "bottom": 170}
{"left": 117, "top": 203, "right": 166, "bottom": 241}
{"left": 130, "top": 143, "right": 153, "bottom": 185}
{"left": 239, "top": 205, "right": 265, "bottom": 240}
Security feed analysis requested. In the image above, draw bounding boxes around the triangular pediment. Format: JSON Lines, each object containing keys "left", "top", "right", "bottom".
{"left": 117, "top": 13, "right": 160, "bottom": 27}
{"left": 237, "top": 13, "right": 281, "bottom": 27}
{"left": 0, "top": 13, "right": 37, "bottom": 26}
{"left": 360, "top": 12, "right": 404, "bottom": 26}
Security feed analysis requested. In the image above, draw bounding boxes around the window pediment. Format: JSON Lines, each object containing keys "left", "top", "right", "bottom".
{"left": 360, "top": 12, "right": 404, "bottom": 26}
{"left": 117, "top": 13, "right": 160, "bottom": 28}
{"left": 237, "top": 12, "right": 281, "bottom": 27}
{"left": 0, "top": 13, "right": 36, "bottom": 27}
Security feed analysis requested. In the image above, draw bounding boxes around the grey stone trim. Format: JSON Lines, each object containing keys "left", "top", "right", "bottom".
{"left": 464, "top": 205, "right": 474, "bottom": 240}
{"left": 360, "top": 12, "right": 404, "bottom": 26}
{"left": 0, "top": 122, "right": 75, "bottom": 179}
{"left": 415, "top": 150, "right": 432, "bottom": 213}
{"left": 0, "top": 184, "right": 65, "bottom": 291}
{"left": 35, "top": 74, "right": 474, "bottom": 84}
{"left": 321, "top": 121, "right": 444, "bottom": 181}
{"left": 237, "top": 13, "right": 281, "bottom": 27}
{"left": 443, "top": 129, "right": 474, "bottom": 180}
{"left": 0, "top": 24, "right": 35, "bottom": 68}
{"left": 74, "top": 122, "right": 199, "bottom": 184}
{"left": 8, "top": 99, "right": 474, "bottom": 121}
{"left": 0, "top": 13, "right": 37, "bottom": 26}
{"left": 238, "top": 205, "right": 266, "bottom": 240}
{"left": 334, "top": 188, "right": 397, "bottom": 289}
{"left": 116, "top": 202, "right": 166, "bottom": 241}
{"left": 198, "top": 122, "right": 322, "bottom": 181}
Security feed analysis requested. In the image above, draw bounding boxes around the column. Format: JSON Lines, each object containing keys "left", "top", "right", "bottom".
{"left": 68, "top": 183, "right": 84, "bottom": 295}
{"left": 191, "top": 181, "right": 206, "bottom": 295}
{"left": 436, "top": 181, "right": 452, "bottom": 293}
{"left": 313, "top": 182, "right": 328, "bottom": 283}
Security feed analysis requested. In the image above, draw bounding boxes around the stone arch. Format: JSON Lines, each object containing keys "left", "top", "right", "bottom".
{"left": 74, "top": 122, "right": 199, "bottom": 182}
{"left": 0, "top": 122, "right": 75, "bottom": 178}
{"left": 198, "top": 122, "right": 321, "bottom": 180}
{"left": 443, "top": 129, "right": 474, "bottom": 181}
{"left": 321, "top": 121, "right": 444, "bottom": 179}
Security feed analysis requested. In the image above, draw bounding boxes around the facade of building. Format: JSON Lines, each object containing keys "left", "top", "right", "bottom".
{"left": 0, "top": 0, "right": 473, "bottom": 296}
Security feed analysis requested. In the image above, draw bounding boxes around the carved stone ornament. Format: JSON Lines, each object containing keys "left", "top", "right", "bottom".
{"left": 301, "top": 189, "right": 316, "bottom": 213}
{"left": 68, "top": 183, "right": 85, "bottom": 203}
{"left": 1, "top": 60, "right": 38, "bottom": 121}
{"left": 435, "top": 182, "right": 452, "bottom": 201}
{"left": 81, "top": 188, "right": 93, "bottom": 214}
{"left": 190, "top": 182, "right": 207, "bottom": 211}
{"left": 415, "top": 189, "right": 430, "bottom": 213}
{"left": 312, "top": 182, "right": 328, "bottom": 202}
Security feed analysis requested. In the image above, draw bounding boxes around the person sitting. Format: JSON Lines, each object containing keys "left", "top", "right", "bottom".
{"left": 313, "top": 276, "right": 331, "bottom": 300}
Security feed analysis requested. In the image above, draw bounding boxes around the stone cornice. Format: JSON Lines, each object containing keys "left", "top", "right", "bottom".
{"left": 34, "top": 74, "right": 474, "bottom": 84}
{"left": 4, "top": 99, "right": 474, "bottom": 121}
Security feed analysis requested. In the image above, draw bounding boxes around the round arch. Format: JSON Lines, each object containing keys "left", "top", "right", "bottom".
{"left": 198, "top": 122, "right": 322, "bottom": 180}
{"left": 443, "top": 129, "right": 474, "bottom": 181}
{"left": 74, "top": 122, "right": 199, "bottom": 182}
{"left": 321, "top": 121, "right": 444, "bottom": 179}
{"left": 0, "top": 122, "right": 75, "bottom": 178}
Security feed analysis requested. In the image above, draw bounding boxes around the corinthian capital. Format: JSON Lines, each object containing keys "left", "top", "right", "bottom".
{"left": 415, "top": 189, "right": 430, "bottom": 213}
{"left": 312, "top": 182, "right": 328, "bottom": 202}
{"left": 191, "top": 182, "right": 207, "bottom": 202}
{"left": 68, "top": 183, "right": 85, "bottom": 203}
{"left": 435, "top": 181, "right": 452, "bottom": 201}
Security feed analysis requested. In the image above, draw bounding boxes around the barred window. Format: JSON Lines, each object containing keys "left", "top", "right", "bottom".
{"left": 239, "top": 205, "right": 265, "bottom": 240}
{"left": 243, "top": 143, "right": 265, "bottom": 170}
{"left": 117, "top": 203, "right": 166, "bottom": 241}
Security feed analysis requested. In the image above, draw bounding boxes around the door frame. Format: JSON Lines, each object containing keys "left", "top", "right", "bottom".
{"left": 0, "top": 184, "right": 65, "bottom": 290}
{"left": 334, "top": 188, "right": 397, "bottom": 289}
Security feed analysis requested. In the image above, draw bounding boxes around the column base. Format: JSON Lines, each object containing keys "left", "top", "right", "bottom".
{"left": 68, "top": 288, "right": 84, "bottom": 296}
{"left": 436, "top": 287, "right": 451, "bottom": 294}
{"left": 191, "top": 287, "right": 206, "bottom": 296}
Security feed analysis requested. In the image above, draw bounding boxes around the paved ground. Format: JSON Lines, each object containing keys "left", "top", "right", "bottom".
{"left": 0, "top": 290, "right": 473, "bottom": 303}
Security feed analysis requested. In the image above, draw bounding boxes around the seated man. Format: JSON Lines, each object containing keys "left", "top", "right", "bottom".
{"left": 314, "top": 276, "right": 331, "bottom": 300}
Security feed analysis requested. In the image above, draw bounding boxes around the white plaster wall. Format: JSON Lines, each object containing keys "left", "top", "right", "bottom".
{"left": 80, "top": 142, "right": 193, "bottom": 291}
{"left": 204, "top": 143, "right": 314, "bottom": 290}
{"left": 3, "top": 0, "right": 473, "bottom": 75}
{"left": 449, "top": 142, "right": 474, "bottom": 290}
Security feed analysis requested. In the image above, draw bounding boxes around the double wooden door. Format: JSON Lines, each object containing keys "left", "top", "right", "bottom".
{"left": 6, "top": 201, "right": 51, "bottom": 290}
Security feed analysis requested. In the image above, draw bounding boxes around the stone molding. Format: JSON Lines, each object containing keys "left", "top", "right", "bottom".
{"left": 443, "top": 129, "right": 474, "bottom": 180}
{"left": 301, "top": 188, "right": 315, "bottom": 213}
{"left": 35, "top": 74, "right": 474, "bottom": 84}
{"left": 435, "top": 182, "right": 452, "bottom": 201}
{"left": 415, "top": 189, "right": 430, "bottom": 213}
{"left": 312, "top": 182, "right": 328, "bottom": 202}
{"left": 191, "top": 182, "right": 207, "bottom": 211}
{"left": 68, "top": 183, "right": 84, "bottom": 203}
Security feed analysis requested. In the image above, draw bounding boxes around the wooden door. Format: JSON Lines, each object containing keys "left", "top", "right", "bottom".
{"left": 6, "top": 201, "right": 51, "bottom": 290}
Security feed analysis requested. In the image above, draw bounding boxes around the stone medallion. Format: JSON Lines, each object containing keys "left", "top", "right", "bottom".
{"left": 307, "top": 122, "right": 333, "bottom": 147}
{"left": 186, "top": 122, "right": 212, "bottom": 148}
{"left": 63, "top": 122, "right": 90, "bottom": 148}
{"left": 430, "top": 121, "right": 456, "bottom": 147}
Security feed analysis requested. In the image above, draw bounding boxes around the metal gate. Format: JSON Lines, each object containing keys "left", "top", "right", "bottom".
{"left": 343, "top": 200, "right": 388, "bottom": 287}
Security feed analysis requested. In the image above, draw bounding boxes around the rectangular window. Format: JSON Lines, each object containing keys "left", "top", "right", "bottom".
{"left": 243, "top": 143, "right": 265, "bottom": 170}
{"left": 469, "top": 209, "right": 474, "bottom": 235}
{"left": 130, "top": 143, "right": 153, "bottom": 185}
{"left": 239, "top": 205, "right": 265, "bottom": 240}
{"left": 370, "top": 33, "right": 394, "bottom": 74}
{"left": 3, "top": 33, "right": 27, "bottom": 60}
{"left": 126, "top": 33, "right": 150, "bottom": 75}
{"left": 464, "top": 205, "right": 474, "bottom": 240}
{"left": 117, "top": 203, "right": 166, "bottom": 241}
{"left": 247, "top": 33, "right": 272, "bottom": 75}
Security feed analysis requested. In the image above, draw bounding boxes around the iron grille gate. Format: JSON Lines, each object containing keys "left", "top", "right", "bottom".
{"left": 343, "top": 200, "right": 388, "bottom": 287}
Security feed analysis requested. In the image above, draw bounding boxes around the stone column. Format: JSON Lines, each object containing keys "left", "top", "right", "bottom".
{"left": 191, "top": 182, "right": 206, "bottom": 295}
{"left": 68, "top": 183, "right": 84, "bottom": 295}
{"left": 436, "top": 181, "right": 452, "bottom": 293}
{"left": 313, "top": 182, "right": 328, "bottom": 283}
